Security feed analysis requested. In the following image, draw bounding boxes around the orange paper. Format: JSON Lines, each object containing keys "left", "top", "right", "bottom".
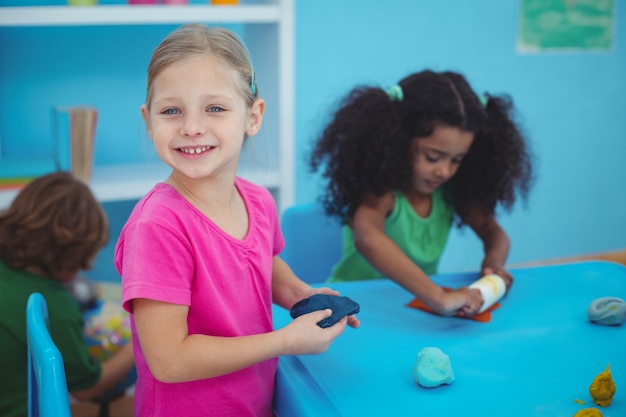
{"left": 407, "top": 287, "right": 500, "bottom": 323}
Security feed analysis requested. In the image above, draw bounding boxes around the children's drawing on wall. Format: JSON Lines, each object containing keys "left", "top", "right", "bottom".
{"left": 518, "top": 0, "right": 614, "bottom": 52}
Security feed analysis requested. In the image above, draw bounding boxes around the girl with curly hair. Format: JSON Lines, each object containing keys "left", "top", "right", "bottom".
{"left": 310, "top": 70, "right": 534, "bottom": 318}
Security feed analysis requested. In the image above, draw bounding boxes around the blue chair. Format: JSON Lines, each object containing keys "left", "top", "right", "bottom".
{"left": 26, "top": 292, "right": 72, "bottom": 417}
{"left": 281, "top": 203, "right": 343, "bottom": 284}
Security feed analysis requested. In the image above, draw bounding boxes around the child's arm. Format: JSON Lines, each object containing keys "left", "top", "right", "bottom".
{"left": 352, "top": 193, "right": 483, "bottom": 316}
{"left": 131, "top": 297, "right": 347, "bottom": 383}
{"left": 272, "top": 256, "right": 360, "bottom": 328}
{"left": 70, "top": 341, "right": 135, "bottom": 402}
{"left": 464, "top": 206, "right": 513, "bottom": 289}
{"left": 271, "top": 256, "right": 324, "bottom": 310}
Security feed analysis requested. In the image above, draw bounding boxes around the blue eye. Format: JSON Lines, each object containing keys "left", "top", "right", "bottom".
{"left": 162, "top": 108, "right": 180, "bottom": 115}
{"left": 207, "top": 106, "right": 225, "bottom": 113}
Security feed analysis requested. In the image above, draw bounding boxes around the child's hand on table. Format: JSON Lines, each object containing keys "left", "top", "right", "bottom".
{"left": 482, "top": 266, "right": 514, "bottom": 292}
{"left": 442, "top": 287, "right": 484, "bottom": 317}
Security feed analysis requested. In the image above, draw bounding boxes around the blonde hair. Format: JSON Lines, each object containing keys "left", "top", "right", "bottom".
{"left": 145, "top": 24, "right": 257, "bottom": 109}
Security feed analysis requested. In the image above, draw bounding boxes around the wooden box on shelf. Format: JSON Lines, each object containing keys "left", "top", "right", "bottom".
{"left": 54, "top": 106, "right": 98, "bottom": 184}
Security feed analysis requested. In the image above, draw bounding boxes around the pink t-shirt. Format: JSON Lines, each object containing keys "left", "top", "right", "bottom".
{"left": 114, "top": 178, "right": 284, "bottom": 417}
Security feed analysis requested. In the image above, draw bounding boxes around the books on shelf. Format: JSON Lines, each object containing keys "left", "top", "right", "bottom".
{"left": 0, "top": 158, "right": 57, "bottom": 191}
{"left": 54, "top": 106, "right": 98, "bottom": 184}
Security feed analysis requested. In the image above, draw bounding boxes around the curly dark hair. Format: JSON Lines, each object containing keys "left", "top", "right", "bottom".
{"left": 0, "top": 171, "right": 109, "bottom": 280}
{"left": 310, "top": 70, "right": 534, "bottom": 225}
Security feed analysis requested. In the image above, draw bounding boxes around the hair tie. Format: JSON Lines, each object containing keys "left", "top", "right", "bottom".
{"left": 232, "top": 31, "right": 257, "bottom": 96}
{"left": 386, "top": 84, "right": 404, "bottom": 102}
{"left": 251, "top": 70, "right": 257, "bottom": 96}
{"left": 479, "top": 94, "right": 488, "bottom": 107}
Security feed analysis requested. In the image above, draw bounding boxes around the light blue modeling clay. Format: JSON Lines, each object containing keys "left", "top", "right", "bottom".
{"left": 413, "top": 347, "right": 455, "bottom": 388}
{"left": 587, "top": 297, "right": 626, "bottom": 326}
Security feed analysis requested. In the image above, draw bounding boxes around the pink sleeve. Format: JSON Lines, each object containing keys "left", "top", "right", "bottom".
{"left": 115, "top": 217, "right": 194, "bottom": 314}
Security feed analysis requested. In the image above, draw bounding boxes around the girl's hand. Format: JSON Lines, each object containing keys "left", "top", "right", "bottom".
{"left": 289, "top": 284, "right": 364, "bottom": 336}
{"left": 297, "top": 287, "right": 361, "bottom": 328}
{"left": 439, "top": 287, "right": 484, "bottom": 317}
{"left": 279, "top": 309, "right": 348, "bottom": 355}
{"left": 482, "top": 266, "right": 514, "bottom": 292}
{"left": 308, "top": 286, "right": 339, "bottom": 297}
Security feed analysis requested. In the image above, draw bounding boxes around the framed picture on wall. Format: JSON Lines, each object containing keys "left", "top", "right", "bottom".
{"left": 518, "top": 0, "right": 615, "bottom": 52}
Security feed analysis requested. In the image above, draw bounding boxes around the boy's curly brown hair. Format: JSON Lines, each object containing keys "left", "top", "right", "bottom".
{"left": 0, "top": 171, "right": 108, "bottom": 280}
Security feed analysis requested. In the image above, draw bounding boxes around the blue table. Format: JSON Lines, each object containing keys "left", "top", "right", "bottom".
{"left": 273, "top": 261, "right": 626, "bottom": 417}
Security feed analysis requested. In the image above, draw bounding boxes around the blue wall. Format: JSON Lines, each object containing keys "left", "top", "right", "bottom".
{"left": 0, "top": 25, "right": 163, "bottom": 165}
{"left": 293, "top": 1, "right": 626, "bottom": 273}
{"left": 1, "top": 1, "right": 625, "bottom": 280}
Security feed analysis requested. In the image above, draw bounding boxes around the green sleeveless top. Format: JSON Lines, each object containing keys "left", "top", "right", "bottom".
{"left": 328, "top": 188, "right": 454, "bottom": 282}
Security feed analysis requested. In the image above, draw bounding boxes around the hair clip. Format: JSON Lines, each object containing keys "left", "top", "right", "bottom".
{"left": 386, "top": 84, "right": 404, "bottom": 102}
{"left": 232, "top": 31, "right": 257, "bottom": 96}
{"left": 479, "top": 94, "right": 488, "bottom": 107}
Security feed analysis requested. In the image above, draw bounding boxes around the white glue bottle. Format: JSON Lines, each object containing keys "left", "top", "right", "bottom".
{"left": 468, "top": 274, "right": 507, "bottom": 313}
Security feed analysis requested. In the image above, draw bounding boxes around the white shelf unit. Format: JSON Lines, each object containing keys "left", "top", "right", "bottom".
{"left": 0, "top": 2, "right": 294, "bottom": 212}
{"left": 0, "top": 5, "right": 281, "bottom": 26}
{"left": 0, "top": 162, "right": 282, "bottom": 209}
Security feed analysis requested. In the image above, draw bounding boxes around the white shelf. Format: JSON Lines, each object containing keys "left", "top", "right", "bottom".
{"left": 0, "top": 189, "right": 18, "bottom": 210}
{"left": 0, "top": 0, "right": 294, "bottom": 212}
{"left": 0, "top": 5, "right": 281, "bottom": 26}
{"left": 0, "top": 162, "right": 281, "bottom": 209}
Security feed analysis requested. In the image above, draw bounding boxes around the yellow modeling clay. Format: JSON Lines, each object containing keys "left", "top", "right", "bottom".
{"left": 573, "top": 407, "right": 603, "bottom": 417}
{"left": 589, "top": 364, "right": 616, "bottom": 407}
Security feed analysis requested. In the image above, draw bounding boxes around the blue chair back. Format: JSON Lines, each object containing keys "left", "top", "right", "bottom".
{"left": 281, "top": 203, "right": 343, "bottom": 284}
{"left": 26, "top": 292, "right": 71, "bottom": 417}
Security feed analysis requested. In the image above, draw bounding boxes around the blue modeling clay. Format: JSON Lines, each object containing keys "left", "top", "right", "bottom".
{"left": 587, "top": 296, "right": 626, "bottom": 326}
{"left": 290, "top": 294, "right": 360, "bottom": 328}
{"left": 413, "top": 347, "right": 455, "bottom": 388}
